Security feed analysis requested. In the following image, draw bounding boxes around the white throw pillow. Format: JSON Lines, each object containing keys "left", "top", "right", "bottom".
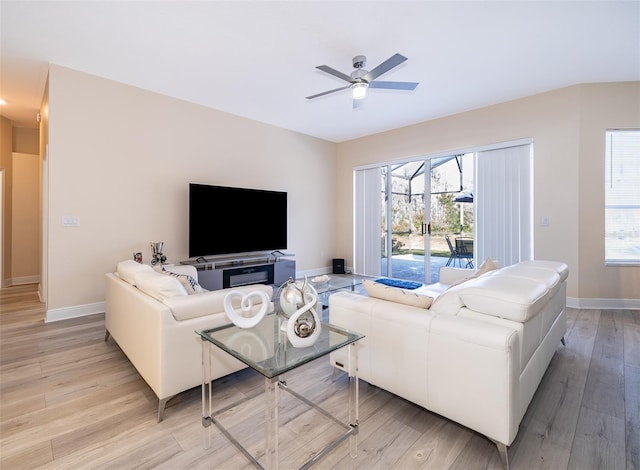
{"left": 161, "top": 268, "right": 205, "bottom": 294}
{"left": 363, "top": 279, "right": 433, "bottom": 309}
{"left": 134, "top": 269, "right": 188, "bottom": 302}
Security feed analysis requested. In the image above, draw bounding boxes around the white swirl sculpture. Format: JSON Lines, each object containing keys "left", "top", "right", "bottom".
{"left": 223, "top": 290, "right": 271, "bottom": 329}
{"left": 279, "top": 278, "right": 321, "bottom": 348}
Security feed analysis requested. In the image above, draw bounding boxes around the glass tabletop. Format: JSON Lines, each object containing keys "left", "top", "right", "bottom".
{"left": 197, "top": 312, "right": 364, "bottom": 379}
{"left": 308, "top": 275, "right": 365, "bottom": 295}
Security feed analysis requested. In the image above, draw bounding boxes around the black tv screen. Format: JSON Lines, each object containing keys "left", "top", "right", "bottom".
{"left": 189, "top": 183, "right": 288, "bottom": 258}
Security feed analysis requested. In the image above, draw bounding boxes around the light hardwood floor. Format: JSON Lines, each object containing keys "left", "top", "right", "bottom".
{"left": 1, "top": 284, "right": 638, "bottom": 469}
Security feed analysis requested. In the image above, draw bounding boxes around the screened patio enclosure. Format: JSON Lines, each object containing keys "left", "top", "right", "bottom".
{"left": 380, "top": 154, "right": 475, "bottom": 284}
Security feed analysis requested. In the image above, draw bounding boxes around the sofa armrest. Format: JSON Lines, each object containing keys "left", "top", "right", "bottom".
{"left": 427, "top": 313, "right": 520, "bottom": 445}
{"left": 105, "top": 273, "right": 167, "bottom": 397}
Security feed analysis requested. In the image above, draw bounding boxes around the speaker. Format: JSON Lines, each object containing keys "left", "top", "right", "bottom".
{"left": 332, "top": 258, "right": 345, "bottom": 274}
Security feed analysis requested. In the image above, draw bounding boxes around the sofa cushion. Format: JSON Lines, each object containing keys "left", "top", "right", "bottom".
{"left": 458, "top": 272, "right": 551, "bottom": 322}
{"left": 429, "top": 283, "right": 467, "bottom": 315}
{"left": 518, "top": 260, "right": 569, "bottom": 282}
{"left": 117, "top": 259, "right": 154, "bottom": 285}
{"left": 363, "top": 279, "right": 434, "bottom": 309}
{"left": 134, "top": 269, "right": 188, "bottom": 302}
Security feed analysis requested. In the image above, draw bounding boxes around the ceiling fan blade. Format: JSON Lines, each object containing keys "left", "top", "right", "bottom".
{"left": 363, "top": 53, "right": 408, "bottom": 82}
{"left": 316, "top": 65, "right": 353, "bottom": 83}
{"left": 369, "top": 81, "right": 419, "bottom": 91}
{"left": 306, "top": 85, "right": 351, "bottom": 100}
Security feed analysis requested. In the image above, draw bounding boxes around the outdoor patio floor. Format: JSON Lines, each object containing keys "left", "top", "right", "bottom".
{"left": 383, "top": 254, "right": 473, "bottom": 284}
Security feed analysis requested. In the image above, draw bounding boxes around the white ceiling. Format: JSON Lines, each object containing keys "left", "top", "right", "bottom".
{"left": 1, "top": 1, "right": 639, "bottom": 143}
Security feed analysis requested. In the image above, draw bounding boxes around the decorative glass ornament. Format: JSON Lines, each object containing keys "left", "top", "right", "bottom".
{"left": 278, "top": 277, "right": 321, "bottom": 348}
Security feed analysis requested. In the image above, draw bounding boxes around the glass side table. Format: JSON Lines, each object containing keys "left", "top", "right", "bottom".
{"left": 197, "top": 312, "right": 364, "bottom": 470}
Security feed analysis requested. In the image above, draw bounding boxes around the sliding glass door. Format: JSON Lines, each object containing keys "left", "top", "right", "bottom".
{"left": 356, "top": 154, "right": 475, "bottom": 284}
{"left": 381, "top": 161, "right": 430, "bottom": 283}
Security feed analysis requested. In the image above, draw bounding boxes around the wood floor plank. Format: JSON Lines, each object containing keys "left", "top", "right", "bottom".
{"left": 1, "top": 286, "right": 636, "bottom": 470}
{"left": 625, "top": 364, "right": 640, "bottom": 470}
{"left": 567, "top": 405, "right": 626, "bottom": 470}
{"left": 508, "top": 309, "right": 598, "bottom": 470}
{"left": 581, "top": 309, "right": 625, "bottom": 419}
{"left": 391, "top": 420, "right": 473, "bottom": 469}
{"left": 624, "top": 322, "right": 640, "bottom": 369}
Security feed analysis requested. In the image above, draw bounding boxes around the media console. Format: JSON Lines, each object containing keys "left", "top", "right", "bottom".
{"left": 181, "top": 252, "right": 295, "bottom": 291}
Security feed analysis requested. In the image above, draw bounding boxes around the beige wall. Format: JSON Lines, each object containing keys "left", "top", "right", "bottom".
{"left": 46, "top": 65, "right": 337, "bottom": 311}
{"left": 577, "top": 83, "right": 640, "bottom": 300}
{"left": 335, "top": 82, "right": 640, "bottom": 302}
{"left": 13, "top": 128, "right": 39, "bottom": 154}
{"left": 44, "top": 66, "right": 639, "bottom": 316}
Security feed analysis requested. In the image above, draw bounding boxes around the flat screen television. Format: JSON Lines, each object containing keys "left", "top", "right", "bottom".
{"left": 189, "top": 183, "right": 288, "bottom": 259}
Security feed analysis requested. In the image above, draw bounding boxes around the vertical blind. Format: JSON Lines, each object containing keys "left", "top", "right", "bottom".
{"left": 475, "top": 144, "right": 533, "bottom": 266}
{"left": 354, "top": 167, "right": 382, "bottom": 275}
{"left": 605, "top": 129, "right": 640, "bottom": 265}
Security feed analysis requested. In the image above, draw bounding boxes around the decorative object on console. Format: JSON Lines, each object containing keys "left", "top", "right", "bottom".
{"left": 311, "top": 275, "right": 330, "bottom": 289}
{"left": 133, "top": 252, "right": 143, "bottom": 263}
{"left": 278, "top": 277, "right": 321, "bottom": 348}
{"left": 150, "top": 241, "right": 167, "bottom": 265}
{"left": 223, "top": 290, "right": 271, "bottom": 329}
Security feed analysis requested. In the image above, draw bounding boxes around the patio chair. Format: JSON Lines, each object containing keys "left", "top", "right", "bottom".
{"left": 455, "top": 237, "right": 474, "bottom": 269}
{"left": 445, "top": 235, "right": 474, "bottom": 268}
{"left": 445, "top": 235, "right": 457, "bottom": 267}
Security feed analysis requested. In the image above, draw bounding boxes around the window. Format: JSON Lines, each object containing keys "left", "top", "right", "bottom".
{"left": 605, "top": 129, "right": 640, "bottom": 265}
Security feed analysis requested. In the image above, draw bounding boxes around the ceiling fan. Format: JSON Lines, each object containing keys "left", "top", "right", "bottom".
{"left": 306, "top": 53, "right": 419, "bottom": 109}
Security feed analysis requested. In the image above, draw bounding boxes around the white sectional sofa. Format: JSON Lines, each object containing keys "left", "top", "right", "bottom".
{"left": 105, "top": 260, "right": 273, "bottom": 421}
{"left": 329, "top": 260, "right": 568, "bottom": 468}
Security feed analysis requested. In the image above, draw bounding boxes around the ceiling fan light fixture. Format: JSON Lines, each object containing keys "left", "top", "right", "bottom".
{"left": 352, "top": 82, "right": 368, "bottom": 100}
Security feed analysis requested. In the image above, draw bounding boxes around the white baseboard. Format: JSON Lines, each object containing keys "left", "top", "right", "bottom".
{"left": 46, "top": 301, "right": 105, "bottom": 323}
{"left": 567, "top": 297, "right": 640, "bottom": 310}
{"left": 297, "top": 267, "right": 332, "bottom": 279}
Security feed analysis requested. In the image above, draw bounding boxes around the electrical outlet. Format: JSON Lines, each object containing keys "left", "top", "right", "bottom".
{"left": 541, "top": 216, "right": 550, "bottom": 227}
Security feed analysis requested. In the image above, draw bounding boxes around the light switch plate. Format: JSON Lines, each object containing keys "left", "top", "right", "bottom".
{"left": 62, "top": 216, "right": 80, "bottom": 227}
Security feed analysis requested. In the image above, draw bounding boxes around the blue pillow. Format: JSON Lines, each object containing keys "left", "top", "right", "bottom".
{"left": 374, "top": 278, "right": 422, "bottom": 290}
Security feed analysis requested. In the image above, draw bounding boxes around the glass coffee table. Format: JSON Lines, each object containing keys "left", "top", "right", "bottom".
{"left": 307, "top": 274, "right": 370, "bottom": 308}
{"left": 197, "top": 312, "right": 364, "bottom": 470}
